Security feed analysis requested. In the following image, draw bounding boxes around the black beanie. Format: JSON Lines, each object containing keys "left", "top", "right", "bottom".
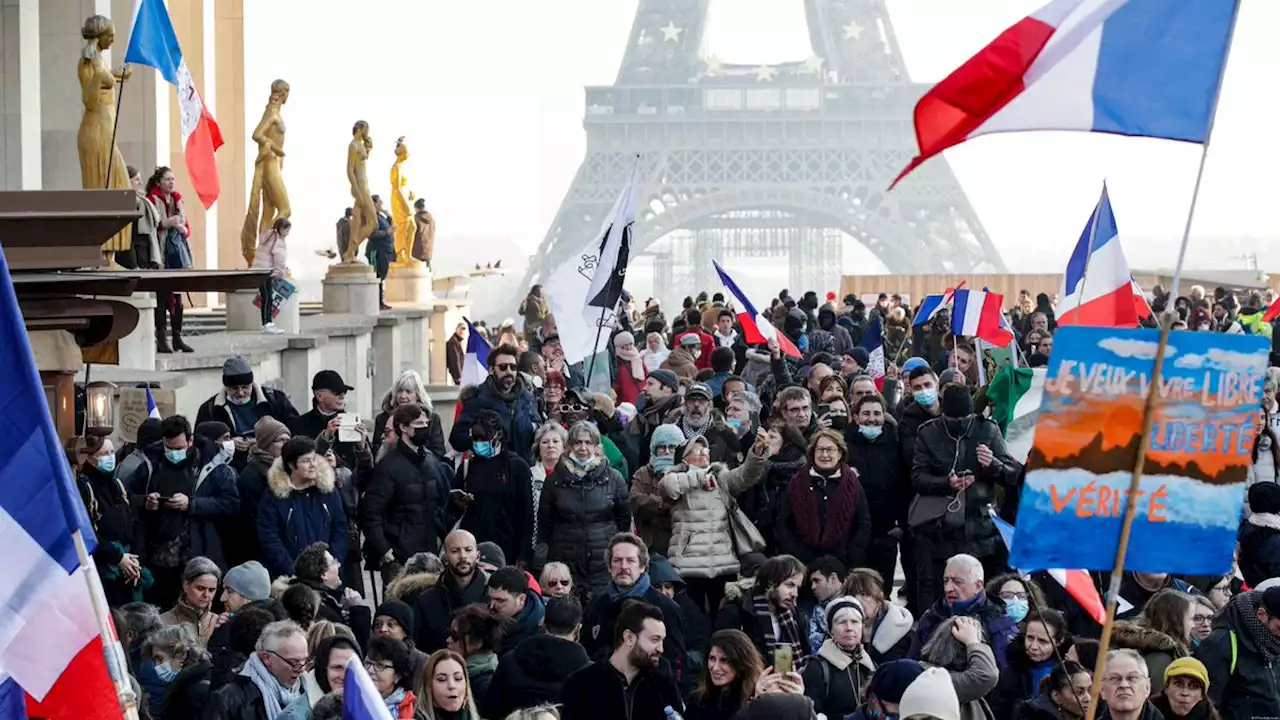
{"left": 1250, "top": 482, "right": 1280, "bottom": 515}
{"left": 374, "top": 600, "right": 415, "bottom": 637}
{"left": 941, "top": 384, "right": 973, "bottom": 419}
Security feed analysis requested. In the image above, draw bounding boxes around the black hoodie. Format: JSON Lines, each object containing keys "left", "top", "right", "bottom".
{"left": 482, "top": 632, "right": 590, "bottom": 718}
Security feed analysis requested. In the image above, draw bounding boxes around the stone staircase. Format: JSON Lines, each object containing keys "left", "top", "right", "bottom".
{"left": 185, "top": 302, "right": 325, "bottom": 335}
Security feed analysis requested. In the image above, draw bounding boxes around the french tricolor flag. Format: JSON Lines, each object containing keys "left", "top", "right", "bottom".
{"left": 713, "top": 261, "right": 801, "bottom": 359}
{"left": 343, "top": 656, "right": 395, "bottom": 720}
{"left": 1056, "top": 184, "right": 1141, "bottom": 328}
{"left": 145, "top": 384, "right": 161, "bottom": 420}
{"left": 952, "top": 289, "right": 1014, "bottom": 347}
{"left": 460, "top": 318, "right": 491, "bottom": 388}
{"left": 990, "top": 508, "right": 1106, "bottom": 624}
{"left": 125, "top": 0, "right": 224, "bottom": 209}
{"left": 913, "top": 282, "right": 966, "bottom": 328}
{"left": 0, "top": 245, "right": 122, "bottom": 719}
{"left": 893, "top": 0, "right": 1237, "bottom": 188}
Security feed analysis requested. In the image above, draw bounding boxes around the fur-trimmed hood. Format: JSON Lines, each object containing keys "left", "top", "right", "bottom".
{"left": 1111, "top": 620, "right": 1187, "bottom": 657}
{"left": 266, "top": 456, "right": 336, "bottom": 499}
{"left": 386, "top": 571, "right": 440, "bottom": 602}
{"left": 871, "top": 603, "right": 914, "bottom": 655}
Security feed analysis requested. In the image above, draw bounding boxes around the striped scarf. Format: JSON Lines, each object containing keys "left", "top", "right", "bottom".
{"left": 753, "top": 592, "right": 808, "bottom": 665}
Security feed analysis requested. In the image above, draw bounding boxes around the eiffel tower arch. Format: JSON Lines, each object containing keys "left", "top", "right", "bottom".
{"left": 519, "top": 0, "right": 1005, "bottom": 307}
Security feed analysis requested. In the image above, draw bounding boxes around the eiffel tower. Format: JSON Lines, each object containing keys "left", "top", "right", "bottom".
{"left": 518, "top": 0, "right": 1005, "bottom": 305}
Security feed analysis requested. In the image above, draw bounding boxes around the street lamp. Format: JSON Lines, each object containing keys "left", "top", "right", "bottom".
{"left": 84, "top": 380, "right": 117, "bottom": 435}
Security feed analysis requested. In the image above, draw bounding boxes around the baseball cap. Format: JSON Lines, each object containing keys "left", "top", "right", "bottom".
{"left": 685, "top": 383, "right": 713, "bottom": 401}
{"left": 312, "top": 369, "right": 354, "bottom": 394}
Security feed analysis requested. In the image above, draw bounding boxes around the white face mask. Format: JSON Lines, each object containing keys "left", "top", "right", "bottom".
{"left": 220, "top": 440, "right": 235, "bottom": 459}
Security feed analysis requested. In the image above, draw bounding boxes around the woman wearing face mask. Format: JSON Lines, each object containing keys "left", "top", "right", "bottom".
{"left": 78, "top": 433, "right": 150, "bottom": 606}
{"left": 642, "top": 331, "right": 672, "bottom": 374}
{"left": 188, "top": 421, "right": 241, "bottom": 570}
{"left": 629, "top": 423, "right": 684, "bottom": 557}
{"left": 453, "top": 410, "right": 534, "bottom": 567}
{"left": 991, "top": 609, "right": 1071, "bottom": 719}
{"left": 536, "top": 421, "right": 630, "bottom": 596}
{"left": 985, "top": 573, "right": 1048, "bottom": 626}
{"left": 775, "top": 429, "right": 871, "bottom": 570}
{"left": 686, "top": 629, "right": 765, "bottom": 720}
{"left": 1152, "top": 658, "right": 1222, "bottom": 720}
{"left": 1016, "top": 660, "right": 1092, "bottom": 720}
{"left": 145, "top": 624, "right": 213, "bottom": 720}
{"left": 375, "top": 369, "right": 447, "bottom": 460}
{"left": 845, "top": 395, "right": 904, "bottom": 589}
{"left": 801, "top": 596, "right": 876, "bottom": 716}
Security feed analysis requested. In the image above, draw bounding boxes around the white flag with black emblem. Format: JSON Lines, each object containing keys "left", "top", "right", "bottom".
{"left": 546, "top": 156, "right": 641, "bottom": 364}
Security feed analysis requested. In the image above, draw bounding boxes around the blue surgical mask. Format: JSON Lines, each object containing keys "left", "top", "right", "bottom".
{"left": 1005, "top": 598, "right": 1029, "bottom": 623}
{"left": 473, "top": 441, "right": 498, "bottom": 458}
{"left": 571, "top": 454, "right": 592, "bottom": 468}
{"left": 153, "top": 662, "right": 178, "bottom": 683}
{"left": 913, "top": 388, "right": 938, "bottom": 407}
{"left": 165, "top": 448, "right": 188, "bottom": 465}
{"left": 226, "top": 393, "right": 252, "bottom": 406}
{"left": 650, "top": 455, "right": 674, "bottom": 472}
{"left": 857, "top": 424, "right": 883, "bottom": 440}
{"left": 97, "top": 455, "right": 116, "bottom": 473}
{"left": 726, "top": 418, "right": 743, "bottom": 434}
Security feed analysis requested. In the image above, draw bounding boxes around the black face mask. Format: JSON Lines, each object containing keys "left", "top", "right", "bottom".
{"left": 944, "top": 417, "right": 971, "bottom": 437}
{"left": 410, "top": 426, "right": 431, "bottom": 446}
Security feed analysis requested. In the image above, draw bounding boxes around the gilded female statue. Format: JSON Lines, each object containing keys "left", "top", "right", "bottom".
{"left": 390, "top": 137, "right": 417, "bottom": 267}
{"left": 241, "top": 79, "right": 291, "bottom": 264}
{"left": 344, "top": 121, "right": 375, "bottom": 265}
{"left": 78, "top": 15, "right": 131, "bottom": 260}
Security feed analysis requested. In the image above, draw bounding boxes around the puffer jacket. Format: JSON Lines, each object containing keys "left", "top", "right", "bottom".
{"left": 911, "top": 415, "right": 1021, "bottom": 558}
{"left": 660, "top": 450, "right": 768, "bottom": 579}
{"left": 1196, "top": 591, "right": 1280, "bottom": 720}
{"left": 536, "top": 459, "right": 630, "bottom": 594}
{"left": 256, "top": 458, "right": 348, "bottom": 577}
{"left": 630, "top": 463, "right": 673, "bottom": 557}
{"left": 359, "top": 440, "right": 447, "bottom": 566}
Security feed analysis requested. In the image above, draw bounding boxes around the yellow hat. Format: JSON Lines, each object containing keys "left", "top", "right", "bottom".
{"left": 1164, "top": 657, "right": 1210, "bottom": 690}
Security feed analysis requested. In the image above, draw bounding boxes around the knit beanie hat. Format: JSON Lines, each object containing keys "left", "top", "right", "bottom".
{"left": 223, "top": 561, "right": 271, "bottom": 602}
{"left": 650, "top": 424, "right": 684, "bottom": 453}
{"left": 374, "top": 600, "right": 415, "bottom": 638}
{"left": 825, "top": 596, "right": 865, "bottom": 632}
{"left": 1250, "top": 482, "right": 1280, "bottom": 515}
{"left": 477, "top": 542, "right": 506, "bottom": 569}
{"left": 613, "top": 331, "right": 636, "bottom": 349}
{"left": 222, "top": 355, "right": 254, "bottom": 387}
{"left": 195, "top": 421, "right": 232, "bottom": 442}
{"left": 845, "top": 347, "right": 871, "bottom": 368}
{"left": 676, "top": 435, "right": 710, "bottom": 462}
{"left": 253, "top": 416, "right": 289, "bottom": 449}
{"left": 868, "top": 659, "right": 925, "bottom": 704}
{"left": 940, "top": 384, "right": 974, "bottom": 419}
{"left": 647, "top": 369, "right": 680, "bottom": 393}
{"left": 1164, "top": 656, "right": 1209, "bottom": 691}
{"left": 898, "top": 667, "right": 960, "bottom": 720}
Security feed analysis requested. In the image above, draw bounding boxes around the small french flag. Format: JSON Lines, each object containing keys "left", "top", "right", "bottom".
{"left": 713, "top": 261, "right": 801, "bottom": 359}
{"left": 343, "top": 656, "right": 395, "bottom": 720}
{"left": 952, "top": 289, "right": 1014, "bottom": 347}
{"left": 913, "top": 282, "right": 967, "bottom": 328}
{"left": 988, "top": 507, "right": 1106, "bottom": 625}
{"left": 144, "top": 385, "right": 161, "bottom": 420}
{"left": 460, "top": 318, "right": 491, "bottom": 388}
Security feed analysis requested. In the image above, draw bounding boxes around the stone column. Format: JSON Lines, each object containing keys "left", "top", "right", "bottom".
{"left": 115, "top": 292, "right": 157, "bottom": 371}
{"left": 384, "top": 266, "right": 436, "bottom": 305}
{"left": 1, "top": 0, "right": 42, "bottom": 190}
{"left": 213, "top": 0, "right": 246, "bottom": 277}
{"left": 323, "top": 265, "right": 380, "bottom": 316}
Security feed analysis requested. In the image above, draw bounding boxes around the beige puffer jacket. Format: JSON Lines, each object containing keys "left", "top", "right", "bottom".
{"left": 660, "top": 449, "right": 768, "bottom": 579}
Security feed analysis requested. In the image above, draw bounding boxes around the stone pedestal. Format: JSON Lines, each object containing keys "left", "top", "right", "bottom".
{"left": 117, "top": 292, "right": 157, "bottom": 371}
{"left": 322, "top": 264, "right": 380, "bottom": 315}
{"left": 384, "top": 265, "right": 435, "bottom": 305}
{"left": 226, "top": 287, "right": 300, "bottom": 333}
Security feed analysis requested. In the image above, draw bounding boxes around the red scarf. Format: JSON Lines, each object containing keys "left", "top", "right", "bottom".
{"left": 146, "top": 188, "right": 190, "bottom": 237}
{"left": 787, "top": 464, "right": 861, "bottom": 551}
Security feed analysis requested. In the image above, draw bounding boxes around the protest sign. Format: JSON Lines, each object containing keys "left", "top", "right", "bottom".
{"left": 118, "top": 387, "right": 176, "bottom": 442}
{"left": 1009, "top": 326, "right": 1268, "bottom": 574}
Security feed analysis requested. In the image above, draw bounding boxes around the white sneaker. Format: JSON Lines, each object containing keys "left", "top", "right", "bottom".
{"left": 262, "top": 322, "right": 283, "bottom": 335}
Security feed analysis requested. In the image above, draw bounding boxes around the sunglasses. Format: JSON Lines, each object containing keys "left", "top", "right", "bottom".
{"left": 559, "top": 403, "right": 589, "bottom": 414}
{"left": 545, "top": 578, "right": 571, "bottom": 587}
{"left": 494, "top": 363, "right": 517, "bottom": 371}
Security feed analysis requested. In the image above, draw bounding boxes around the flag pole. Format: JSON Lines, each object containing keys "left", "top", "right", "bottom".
{"left": 585, "top": 304, "right": 610, "bottom": 389}
{"left": 1082, "top": 4, "right": 1241, "bottom": 719}
{"left": 71, "top": 530, "right": 142, "bottom": 720}
{"left": 1074, "top": 182, "right": 1105, "bottom": 320}
{"left": 106, "top": 63, "right": 129, "bottom": 190}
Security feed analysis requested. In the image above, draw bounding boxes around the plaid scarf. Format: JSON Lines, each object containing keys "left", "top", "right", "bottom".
{"left": 753, "top": 592, "right": 808, "bottom": 665}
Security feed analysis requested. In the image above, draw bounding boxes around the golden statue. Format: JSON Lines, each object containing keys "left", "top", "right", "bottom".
{"left": 344, "top": 121, "right": 375, "bottom": 265}
{"left": 77, "top": 15, "right": 131, "bottom": 262}
{"left": 241, "top": 79, "right": 291, "bottom": 265}
{"left": 390, "top": 137, "right": 417, "bottom": 268}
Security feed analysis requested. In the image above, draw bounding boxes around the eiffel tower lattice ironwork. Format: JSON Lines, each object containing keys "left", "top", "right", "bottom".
{"left": 518, "top": 0, "right": 1006, "bottom": 304}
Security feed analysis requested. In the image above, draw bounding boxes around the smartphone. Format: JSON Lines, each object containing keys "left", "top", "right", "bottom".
{"left": 816, "top": 403, "right": 832, "bottom": 417}
{"left": 773, "top": 644, "right": 794, "bottom": 676}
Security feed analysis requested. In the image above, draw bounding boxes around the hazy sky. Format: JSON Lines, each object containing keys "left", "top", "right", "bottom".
{"left": 244, "top": 0, "right": 1280, "bottom": 293}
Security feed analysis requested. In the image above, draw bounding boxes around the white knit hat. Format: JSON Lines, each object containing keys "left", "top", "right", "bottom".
{"left": 898, "top": 667, "right": 960, "bottom": 720}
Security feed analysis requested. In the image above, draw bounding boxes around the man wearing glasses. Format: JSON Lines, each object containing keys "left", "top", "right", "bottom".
{"left": 204, "top": 620, "right": 308, "bottom": 717}
{"left": 1100, "top": 649, "right": 1156, "bottom": 720}
{"left": 451, "top": 343, "right": 540, "bottom": 463}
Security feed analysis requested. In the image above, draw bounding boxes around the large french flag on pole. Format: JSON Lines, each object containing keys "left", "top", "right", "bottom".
{"left": 125, "top": 0, "right": 224, "bottom": 209}
{"left": 892, "top": 0, "right": 1237, "bottom": 188}
{"left": 1056, "top": 184, "right": 1141, "bottom": 328}
{"left": 0, "top": 245, "right": 121, "bottom": 719}
{"left": 952, "top": 289, "right": 1015, "bottom": 347}
{"left": 713, "top": 261, "right": 801, "bottom": 359}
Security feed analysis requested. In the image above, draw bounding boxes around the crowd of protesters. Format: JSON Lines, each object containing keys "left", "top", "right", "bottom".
{"left": 67, "top": 279, "right": 1280, "bottom": 720}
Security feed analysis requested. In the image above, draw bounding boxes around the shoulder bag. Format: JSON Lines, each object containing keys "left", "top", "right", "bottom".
{"left": 713, "top": 473, "right": 766, "bottom": 555}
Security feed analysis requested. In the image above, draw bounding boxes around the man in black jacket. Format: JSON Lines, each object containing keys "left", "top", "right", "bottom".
{"left": 1196, "top": 588, "right": 1280, "bottom": 720}
{"left": 561, "top": 599, "right": 684, "bottom": 720}
{"left": 483, "top": 595, "right": 590, "bottom": 719}
{"left": 582, "top": 533, "right": 687, "bottom": 686}
{"left": 201, "top": 619, "right": 307, "bottom": 720}
{"left": 131, "top": 414, "right": 200, "bottom": 606}
{"left": 195, "top": 356, "right": 298, "bottom": 471}
{"left": 359, "top": 403, "right": 447, "bottom": 582}
{"left": 413, "top": 529, "right": 490, "bottom": 653}
{"left": 288, "top": 369, "right": 370, "bottom": 471}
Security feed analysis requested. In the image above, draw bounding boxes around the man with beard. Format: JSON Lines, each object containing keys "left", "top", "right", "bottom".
{"left": 561, "top": 600, "right": 683, "bottom": 720}
{"left": 451, "top": 343, "right": 540, "bottom": 463}
{"left": 676, "top": 383, "right": 740, "bottom": 467}
{"left": 412, "top": 530, "right": 489, "bottom": 653}
{"left": 715, "top": 554, "right": 810, "bottom": 665}
{"left": 626, "top": 369, "right": 683, "bottom": 467}
{"left": 581, "top": 534, "right": 686, "bottom": 682}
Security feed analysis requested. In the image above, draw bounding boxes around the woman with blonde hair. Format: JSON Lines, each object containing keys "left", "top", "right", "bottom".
{"left": 414, "top": 649, "right": 480, "bottom": 720}
{"left": 376, "top": 369, "right": 445, "bottom": 458}
{"left": 530, "top": 423, "right": 568, "bottom": 544}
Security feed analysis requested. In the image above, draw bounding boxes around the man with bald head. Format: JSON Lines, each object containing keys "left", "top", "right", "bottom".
{"left": 413, "top": 529, "right": 489, "bottom": 652}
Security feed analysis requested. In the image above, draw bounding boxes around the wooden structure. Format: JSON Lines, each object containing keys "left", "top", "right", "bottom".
{"left": 0, "top": 190, "right": 267, "bottom": 440}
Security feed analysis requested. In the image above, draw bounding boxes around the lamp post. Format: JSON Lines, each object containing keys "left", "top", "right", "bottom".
{"left": 84, "top": 380, "right": 117, "bottom": 435}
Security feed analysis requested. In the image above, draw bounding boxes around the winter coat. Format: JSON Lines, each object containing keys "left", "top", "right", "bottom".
{"left": 661, "top": 451, "right": 768, "bottom": 579}
{"left": 446, "top": 334, "right": 465, "bottom": 384}
{"left": 1110, "top": 621, "right": 1186, "bottom": 696}
{"left": 649, "top": 555, "right": 713, "bottom": 657}
{"left": 625, "top": 393, "right": 683, "bottom": 467}
{"left": 909, "top": 592, "right": 1019, "bottom": 670}
{"left": 455, "top": 451, "right": 536, "bottom": 566}
{"left": 1238, "top": 512, "right": 1280, "bottom": 588}
{"left": 412, "top": 569, "right": 491, "bottom": 654}
{"left": 78, "top": 466, "right": 146, "bottom": 606}
{"left": 991, "top": 632, "right": 1066, "bottom": 720}
{"left": 359, "top": 441, "right": 446, "bottom": 566}
{"left": 132, "top": 443, "right": 199, "bottom": 570}
{"left": 845, "top": 421, "right": 906, "bottom": 534}
{"left": 499, "top": 589, "right": 546, "bottom": 653}
{"left": 372, "top": 408, "right": 447, "bottom": 461}
{"left": 190, "top": 437, "right": 240, "bottom": 569}
{"left": 200, "top": 673, "right": 267, "bottom": 720}
{"left": 195, "top": 384, "right": 299, "bottom": 438}
{"left": 613, "top": 364, "right": 646, "bottom": 407}
{"left": 536, "top": 460, "right": 630, "bottom": 595}
{"left": 255, "top": 458, "right": 348, "bottom": 577}
{"left": 866, "top": 603, "right": 914, "bottom": 665}
{"left": 161, "top": 600, "right": 218, "bottom": 648}
{"left": 1196, "top": 592, "right": 1280, "bottom": 720}
{"left": 1016, "top": 693, "right": 1070, "bottom": 720}
{"left": 911, "top": 415, "right": 1021, "bottom": 559}
{"left": 630, "top": 463, "right": 674, "bottom": 557}
{"left": 922, "top": 641, "right": 1000, "bottom": 720}
{"left": 661, "top": 346, "right": 700, "bottom": 383}
{"left": 250, "top": 228, "right": 287, "bottom": 279}
{"left": 161, "top": 658, "right": 212, "bottom": 720}
{"left": 801, "top": 639, "right": 873, "bottom": 718}
{"left": 774, "top": 465, "right": 872, "bottom": 569}
{"left": 714, "top": 588, "right": 810, "bottom": 665}
{"left": 582, "top": 578, "right": 688, "bottom": 678}
{"left": 225, "top": 454, "right": 272, "bottom": 569}
{"left": 481, "top": 634, "right": 590, "bottom": 719}
{"left": 450, "top": 379, "right": 540, "bottom": 463}
{"left": 560, "top": 660, "right": 684, "bottom": 720}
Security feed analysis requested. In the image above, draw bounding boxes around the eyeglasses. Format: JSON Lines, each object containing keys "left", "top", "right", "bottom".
{"left": 559, "top": 403, "right": 589, "bottom": 414}
{"left": 653, "top": 445, "right": 679, "bottom": 455}
{"left": 1192, "top": 614, "right": 1214, "bottom": 624}
{"left": 813, "top": 446, "right": 840, "bottom": 456}
{"left": 364, "top": 659, "right": 396, "bottom": 674}
{"left": 1103, "top": 673, "right": 1147, "bottom": 687}
{"left": 999, "top": 591, "right": 1029, "bottom": 601}
{"left": 265, "top": 650, "right": 307, "bottom": 672}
